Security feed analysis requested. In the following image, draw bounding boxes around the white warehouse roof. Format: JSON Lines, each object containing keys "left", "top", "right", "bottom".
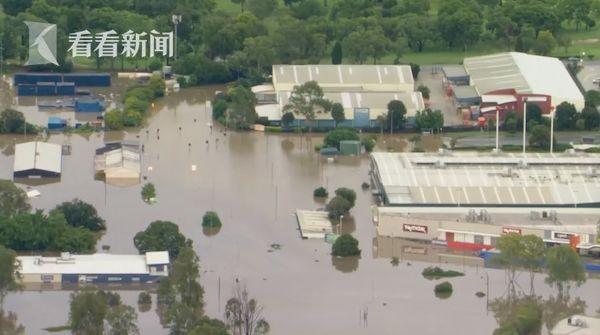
{"left": 18, "top": 251, "right": 169, "bottom": 275}
{"left": 13, "top": 141, "right": 62, "bottom": 174}
{"left": 272, "top": 64, "right": 415, "bottom": 92}
{"left": 463, "top": 52, "right": 585, "bottom": 110}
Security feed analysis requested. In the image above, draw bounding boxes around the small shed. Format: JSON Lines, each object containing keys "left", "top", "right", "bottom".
{"left": 75, "top": 99, "right": 104, "bottom": 112}
{"left": 48, "top": 117, "right": 67, "bottom": 130}
{"left": 13, "top": 142, "right": 62, "bottom": 178}
{"left": 453, "top": 86, "right": 481, "bottom": 107}
{"left": 339, "top": 140, "right": 361, "bottom": 155}
{"left": 442, "top": 66, "right": 470, "bottom": 85}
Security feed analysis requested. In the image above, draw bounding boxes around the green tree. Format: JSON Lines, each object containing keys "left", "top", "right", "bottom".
{"left": 585, "top": 90, "right": 600, "bottom": 108}
{"left": 225, "top": 285, "right": 270, "bottom": 335}
{"left": 332, "top": 234, "right": 360, "bottom": 256}
{"left": 281, "top": 112, "right": 295, "bottom": 127}
{"left": 106, "top": 304, "right": 139, "bottom": 335}
{"left": 581, "top": 106, "right": 600, "bottom": 130}
{"left": 545, "top": 245, "right": 586, "bottom": 296}
{"left": 0, "top": 180, "right": 30, "bottom": 218}
{"left": 188, "top": 317, "right": 229, "bottom": 335}
{"left": 0, "top": 109, "right": 23, "bottom": 133}
{"left": 0, "top": 309, "right": 25, "bottom": 335}
{"left": 415, "top": 109, "right": 444, "bottom": 131}
{"left": 202, "top": 211, "right": 222, "bottom": 228}
{"left": 387, "top": 100, "right": 407, "bottom": 130}
{"left": 104, "top": 109, "right": 125, "bottom": 130}
{"left": 555, "top": 102, "right": 578, "bottom": 130}
{"left": 0, "top": 246, "right": 21, "bottom": 304}
{"left": 313, "top": 187, "right": 328, "bottom": 197}
{"left": 491, "top": 296, "right": 543, "bottom": 335}
{"left": 283, "top": 81, "right": 330, "bottom": 132}
{"left": 141, "top": 183, "right": 156, "bottom": 202}
{"left": 228, "top": 85, "right": 258, "bottom": 129}
{"left": 242, "top": 36, "right": 276, "bottom": 74}
{"left": 323, "top": 127, "right": 359, "bottom": 148}
{"left": 437, "top": 0, "right": 483, "bottom": 48}
{"left": 397, "top": 14, "right": 434, "bottom": 52}
{"left": 532, "top": 30, "right": 557, "bottom": 55}
{"left": 70, "top": 291, "right": 109, "bottom": 335}
{"left": 529, "top": 124, "right": 552, "bottom": 150}
{"left": 334, "top": 187, "right": 356, "bottom": 208}
{"left": 133, "top": 221, "right": 190, "bottom": 258}
{"left": 417, "top": 85, "right": 430, "bottom": 99}
{"left": 330, "top": 102, "right": 345, "bottom": 126}
{"left": 246, "top": 0, "right": 277, "bottom": 18}
{"left": 331, "top": 41, "right": 342, "bottom": 64}
{"left": 326, "top": 196, "right": 351, "bottom": 219}
{"left": 50, "top": 199, "right": 106, "bottom": 231}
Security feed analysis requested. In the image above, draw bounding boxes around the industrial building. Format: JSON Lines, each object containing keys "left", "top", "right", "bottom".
{"left": 370, "top": 151, "right": 600, "bottom": 207}
{"left": 272, "top": 64, "right": 415, "bottom": 92}
{"left": 94, "top": 141, "right": 141, "bottom": 186}
{"left": 254, "top": 64, "right": 423, "bottom": 128}
{"left": 17, "top": 251, "right": 169, "bottom": 285}
{"left": 13, "top": 141, "right": 62, "bottom": 178}
{"left": 443, "top": 52, "right": 585, "bottom": 122}
{"left": 256, "top": 91, "right": 424, "bottom": 128}
{"left": 374, "top": 207, "right": 599, "bottom": 253}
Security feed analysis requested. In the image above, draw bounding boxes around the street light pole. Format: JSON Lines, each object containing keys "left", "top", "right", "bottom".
{"left": 495, "top": 106, "right": 500, "bottom": 152}
{"left": 172, "top": 15, "right": 182, "bottom": 61}
{"left": 550, "top": 106, "right": 555, "bottom": 154}
{"left": 339, "top": 215, "right": 344, "bottom": 235}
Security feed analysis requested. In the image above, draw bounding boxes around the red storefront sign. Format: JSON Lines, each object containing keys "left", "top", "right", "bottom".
{"left": 502, "top": 227, "right": 522, "bottom": 235}
{"left": 403, "top": 224, "right": 428, "bottom": 234}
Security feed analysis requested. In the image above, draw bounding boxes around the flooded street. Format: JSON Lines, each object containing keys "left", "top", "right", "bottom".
{"left": 1, "top": 86, "right": 599, "bottom": 334}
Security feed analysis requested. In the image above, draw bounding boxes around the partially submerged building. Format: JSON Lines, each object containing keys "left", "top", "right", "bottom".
{"left": 374, "top": 207, "right": 600, "bottom": 253}
{"left": 254, "top": 64, "right": 424, "bottom": 128}
{"left": 551, "top": 315, "right": 600, "bottom": 335}
{"left": 13, "top": 141, "right": 62, "bottom": 179}
{"left": 18, "top": 251, "right": 169, "bottom": 285}
{"left": 94, "top": 141, "right": 141, "bottom": 186}
{"left": 371, "top": 151, "right": 600, "bottom": 207}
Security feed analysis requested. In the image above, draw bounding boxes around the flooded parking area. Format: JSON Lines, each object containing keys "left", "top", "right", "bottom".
{"left": 1, "top": 86, "right": 599, "bottom": 334}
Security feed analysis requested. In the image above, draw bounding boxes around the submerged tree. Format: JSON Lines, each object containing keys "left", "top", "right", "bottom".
{"left": 283, "top": 81, "right": 331, "bottom": 133}
{"left": 51, "top": 199, "right": 106, "bottom": 231}
{"left": 0, "top": 245, "right": 21, "bottom": 305}
{"left": 225, "top": 285, "right": 270, "bottom": 335}
{"left": 545, "top": 245, "right": 586, "bottom": 297}
{"left": 0, "top": 180, "right": 30, "bottom": 218}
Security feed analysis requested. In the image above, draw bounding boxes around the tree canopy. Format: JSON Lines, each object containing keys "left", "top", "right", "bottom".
{"left": 133, "top": 221, "right": 191, "bottom": 258}
{"left": 50, "top": 199, "right": 106, "bottom": 231}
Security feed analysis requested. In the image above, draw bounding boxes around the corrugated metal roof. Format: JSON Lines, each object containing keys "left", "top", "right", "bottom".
{"left": 13, "top": 141, "right": 62, "bottom": 173}
{"left": 272, "top": 65, "right": 414, "bottom": 90}
{"left": 18, "top": 252, "right": 168, "bottom": 275}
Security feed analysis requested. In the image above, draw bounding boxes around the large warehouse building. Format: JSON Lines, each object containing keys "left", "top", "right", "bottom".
{"left": 18, "top": 251, "right": 169, "bottom": 286}
{"left": 13, "top": 141, "right": 62, "bottom": 179}
{"left": 370, "top": 151, "right": 600, "bottom": 207}
{"left": 254, "top": 64, "right": 423, "bottom": 128}
{"left": 443, "top": 52, "right": 585, "bottom": 118}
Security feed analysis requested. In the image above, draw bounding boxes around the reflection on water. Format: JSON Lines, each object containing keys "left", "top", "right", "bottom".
{"left": 331, "top": 256, "right": 360, "bottom": 273}
{"left": 0, "top": 309, "right": 25, "bottom": 335}
{"left": 1, "top": 85, "right": 599, "bottom": 335}
{"left": 435, "top": 291, "right": 452, "bottom": 300}
{"left": 202, "top": 225, "right": 222, "bottom": 237}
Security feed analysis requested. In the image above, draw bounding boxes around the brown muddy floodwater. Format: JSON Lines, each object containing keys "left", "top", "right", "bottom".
{"left": 1, "top": 85, "right": 599, "bottom": 335}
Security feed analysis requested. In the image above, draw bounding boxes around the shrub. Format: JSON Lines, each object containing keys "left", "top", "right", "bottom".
{"left": 422, "top": 266, "right": 464, "bottom": 279}
{"left": 332, "top": 234, "right": 361, "bottom": 257}
{"left": 148, "top": 58, "right": 163, "bottom": 72}
{"left": 361, "top": 182, "right": 370, "bottom": 190}
{"left": 434, "top": 281, "right": 453, "bottom": 294}
{"left": 141, "top": 183, "right": 156, "bottom": 203}
{"left": 361, "top": 136, "right": 376, "bottom": 152}
{"left": 202, "top": 211, "right": 222, "bottom": 228}
{"left": 313, "top": 187, "right": 328, "bottom": 197}
{"left": 323, "top": 127, "right": 359, "bottom": 148}
{"left": 391, "top": 257, "right": 399, "bottom": 266}
{"left": 138, "top": 292, "right": 152, "bottom": 305}
{"left": 417, "top": 84, "right": 430, "bottom": 99}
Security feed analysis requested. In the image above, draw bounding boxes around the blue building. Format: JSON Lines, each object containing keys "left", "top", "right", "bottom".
{"left": 18, "top": 251, "right": 170, "bottom": 285}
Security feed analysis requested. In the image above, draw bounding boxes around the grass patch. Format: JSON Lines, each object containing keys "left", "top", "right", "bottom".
{"left": 422, "top": 266, "right": 464, "bottom": 279}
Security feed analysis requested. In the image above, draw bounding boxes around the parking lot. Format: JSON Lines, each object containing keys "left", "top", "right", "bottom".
{"left": 577, "top": 60, "right": 600, "bottom": 92}
{"left": 417, "top": 66, "right": 463, "bottom": 126}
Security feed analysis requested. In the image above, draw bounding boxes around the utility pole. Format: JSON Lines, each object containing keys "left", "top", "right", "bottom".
{"left": 550, "top": 106, "right": 555, "bottom": 154}
{"left": 522, "top": 99, "right": 527, "bottom": 154}
{"left": 495, "top": 106, "right": 500, "bottom": 152}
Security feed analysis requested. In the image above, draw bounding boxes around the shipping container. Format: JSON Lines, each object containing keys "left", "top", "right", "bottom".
{"left": 63, "top": 73, "right": 111, "bottom": 87}
{"left": 14, "top": 73, "right": 62, "bottom": 85}
{"left": 17, "top": 85, "right": 37, "bottom": 96}
{"left": 75, "top": 99, "right": 104, "bottom": 112}
{"left": 56, "top": 82, "right": 76, "bottom": 95}
{"left": 36, "top": 82, "right": 57, "bottom": 96}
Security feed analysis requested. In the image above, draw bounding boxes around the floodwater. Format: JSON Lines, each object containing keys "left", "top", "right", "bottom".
{"left": 1, "top": 85, "right": 599, "bottom": 335}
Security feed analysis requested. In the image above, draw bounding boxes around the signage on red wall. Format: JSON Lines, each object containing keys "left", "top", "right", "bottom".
{"left": 553, "top": 232, "right": 574, "bottom": 240}
{"left": 502, "top": 227, "right": 522, "bottom": 235}
{"left": 403, "top": 224, "right": 428, "bottom": 234}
